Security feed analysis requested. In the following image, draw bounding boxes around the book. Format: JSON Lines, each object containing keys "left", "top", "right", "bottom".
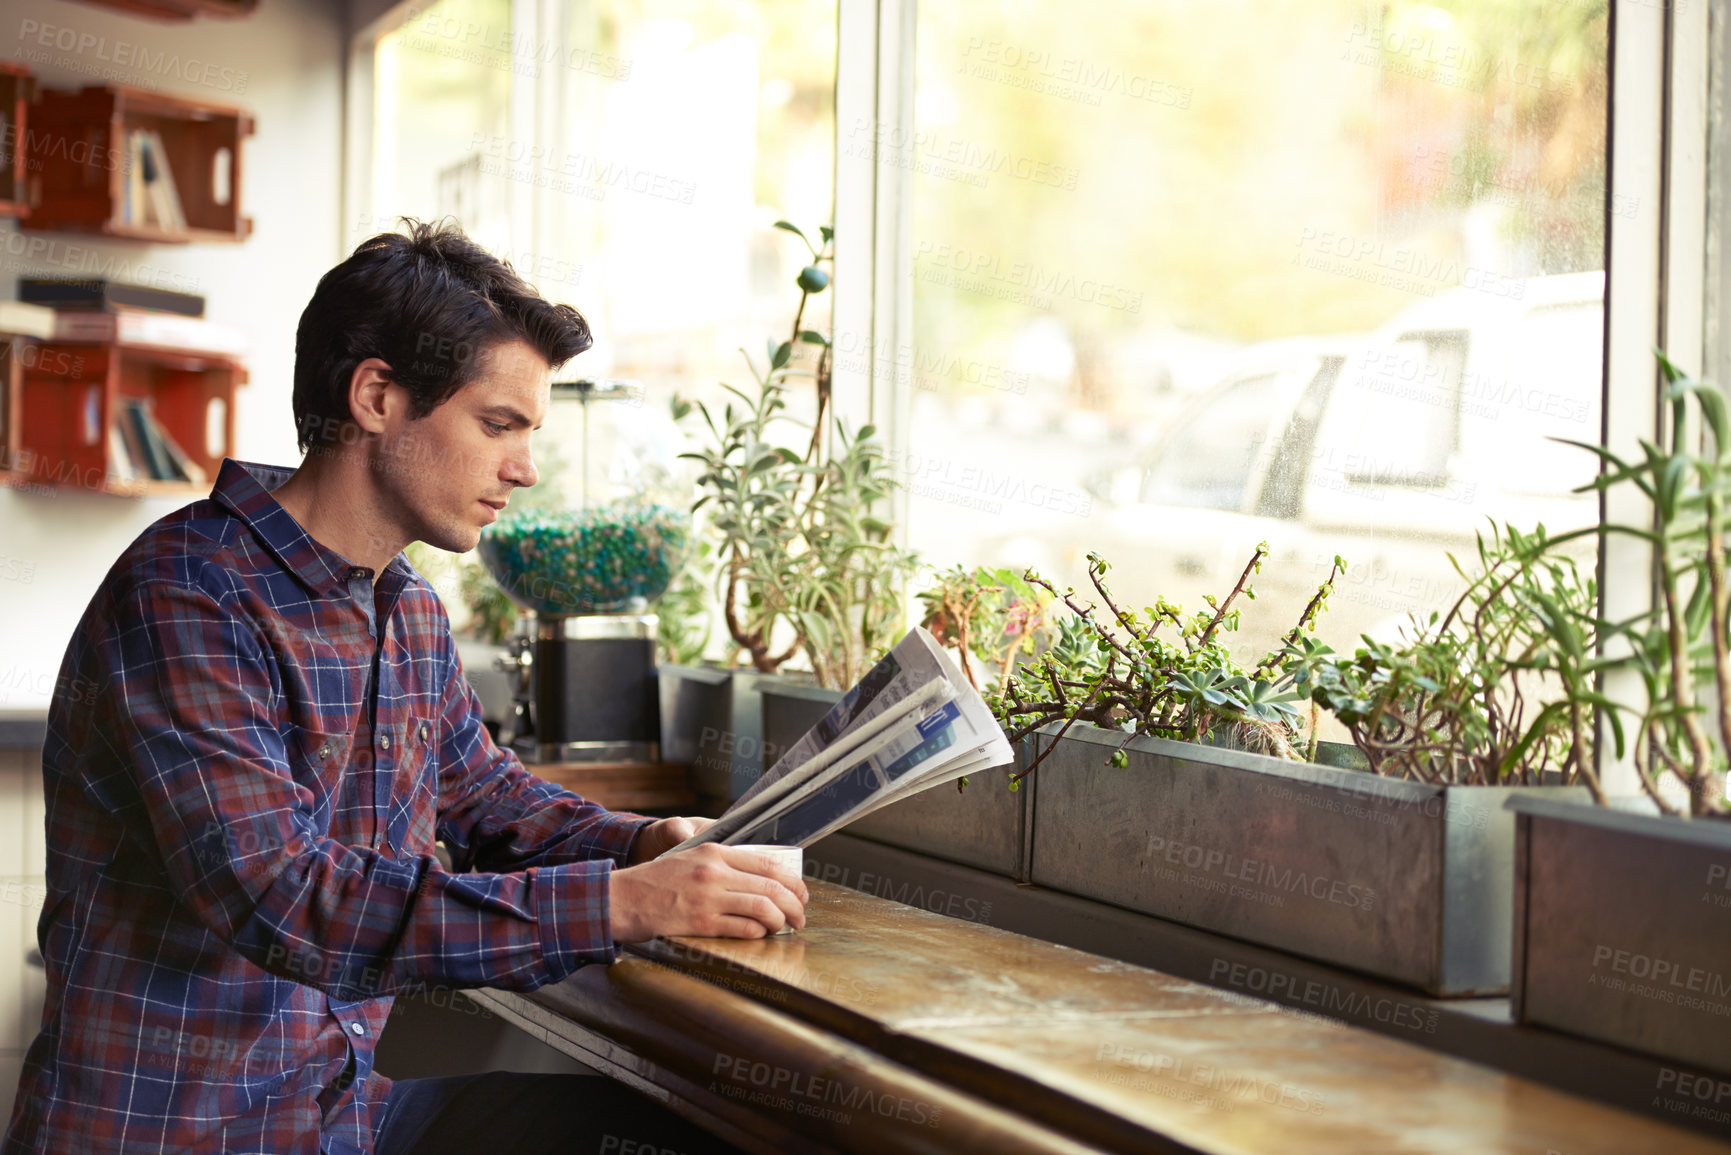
{"left": 121, "top": 398, "right": 187, "bottom": 482}
{"left": 52, "top": 307, "right": 247, "bottom": 358}
{"left": 154, "top": 421, "right": 207, "bottom": 486}
{"left": 124, "top": 130, "right": 145, "bottom": 227}
{"left": 0, "top": 300, "right": 57, "bottom": 340}
{"left": 106, "top": 421, "right": 138, "bottom": 483}
{"left": 113, "top": 401, "right": 151, "bottom": 479}
{"left": 20, "top": 278, "right": 205, "bottom": 318}
{"left": 141, "top": 131, "right": 186, "bottom": 233}
{"left": 670, "top": 628, "right": 1015, "bottom": 854}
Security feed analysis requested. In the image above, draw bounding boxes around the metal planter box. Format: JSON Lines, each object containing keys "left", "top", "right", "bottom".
{"left": 760, "top": 683, "right": 1028, "bottom": 878}
{"left": 657, "top": 666, "right": 781, "bottom": 805}
{"left": 1030, "top": 722, "right": 1590, "bottom": 996}
{"left": 1511, "top": 796, "right": 1731, "bottom": 1076}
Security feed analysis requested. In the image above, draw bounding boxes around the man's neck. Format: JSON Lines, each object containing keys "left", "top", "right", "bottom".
{"left": 269, "top": 452, "right": 405, "bottom": 577}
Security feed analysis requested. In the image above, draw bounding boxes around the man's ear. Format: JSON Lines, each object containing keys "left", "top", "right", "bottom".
{"left": 347, "top": 358, "right": 397, "bottom": 437}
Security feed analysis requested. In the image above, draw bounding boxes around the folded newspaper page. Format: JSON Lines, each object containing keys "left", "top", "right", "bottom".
{"left": 668, "top": 627, "right": 1014, "bottom": 853}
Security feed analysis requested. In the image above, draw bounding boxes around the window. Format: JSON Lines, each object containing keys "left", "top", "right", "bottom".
{"left": 898, "top": 0, "right": 1609, "bottom": 661}
{"left": 360, "top": 0, "right": 838, "bottom": 404}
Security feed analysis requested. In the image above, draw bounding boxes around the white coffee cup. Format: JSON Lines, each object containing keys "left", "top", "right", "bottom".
{"left": 733, "top": 843, "right": 804, "bottom": 934}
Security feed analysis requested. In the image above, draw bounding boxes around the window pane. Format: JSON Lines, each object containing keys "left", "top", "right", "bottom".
{"left": 905, "top": 0, "right": 1607, "bottom": 663}
{"left": 371, "top": 0, "right": 514, "bottom": 249}
{"left": 371, "top": 1, "right": 837, "bottom": 410}
{"left": 545, "top": 0, "right": 837, "bottom": 401}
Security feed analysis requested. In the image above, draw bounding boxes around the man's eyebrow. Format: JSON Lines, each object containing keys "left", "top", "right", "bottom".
{"left": 480, "top": 404, "right": 544, "bottom": 430}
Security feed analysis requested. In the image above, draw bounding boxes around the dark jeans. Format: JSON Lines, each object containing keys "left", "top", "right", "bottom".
{"left": 372, "top": 1071, "right": 748, "bottom": 1155}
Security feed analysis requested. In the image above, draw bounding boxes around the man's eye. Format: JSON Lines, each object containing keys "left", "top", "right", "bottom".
{"left": 483, "top": 421, "right": 509, "bottom": 435}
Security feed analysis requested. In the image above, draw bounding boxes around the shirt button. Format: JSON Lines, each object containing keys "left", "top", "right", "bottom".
{"left": 349, "top": 1022, "right": 365, "bottom": 1036}
{"left": 380, "top": 734, "right": 391, "bottom": 750}
{"left": 418, "top": 721, "right": 430, "bottom": 741}
{"left": 318, "top": 743, "right": 332, "bottom": 759}
{"left": 349, "top": 568, "right": 365, "bottom": 579}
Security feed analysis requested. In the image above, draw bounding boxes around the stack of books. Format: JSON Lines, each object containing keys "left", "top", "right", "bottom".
{"left": 120, "top": 129, "right": 187, "bottom": 232}
{"left": 22, "top": 278, "right": 246, "bottom": 359}
{"left": 107, "top": 397, "right": 207, "bottom": 486}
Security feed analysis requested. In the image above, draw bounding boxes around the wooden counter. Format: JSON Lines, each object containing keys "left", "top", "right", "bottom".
{"left": 473, "top": 881, "right": 1730, "bottom": 1154}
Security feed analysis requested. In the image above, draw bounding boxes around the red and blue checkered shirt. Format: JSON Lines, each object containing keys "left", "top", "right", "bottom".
{"left": 5, "top": 457, "right": 653, "bottom": 1154}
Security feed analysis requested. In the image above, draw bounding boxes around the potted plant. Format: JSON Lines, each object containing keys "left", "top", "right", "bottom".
{"left": 1510, "top": 357, "right": 1731, "bottom": 1074}
{"left": 993, "top": 529, "right": 1595, "bottom": 996}
{"left": 667, "top": 221, "right": 919, "bottom": 804}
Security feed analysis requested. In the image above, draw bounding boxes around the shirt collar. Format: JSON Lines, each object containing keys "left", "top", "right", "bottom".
{"left": 210, "top": 457, "right": 418, "bottom": 600}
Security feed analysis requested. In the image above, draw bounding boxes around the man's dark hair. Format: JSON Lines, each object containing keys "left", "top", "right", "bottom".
{"left": 292, "top": 217, "right": 591, "bottom": 454}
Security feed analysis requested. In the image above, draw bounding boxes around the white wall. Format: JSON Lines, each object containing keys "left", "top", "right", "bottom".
{"left": 0, "top": 0, "right": 347, "bottom": 714}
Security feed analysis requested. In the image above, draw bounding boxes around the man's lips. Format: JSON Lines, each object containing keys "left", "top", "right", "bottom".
{"left": 479, "top": 499, "right": 508, "bottom": 511}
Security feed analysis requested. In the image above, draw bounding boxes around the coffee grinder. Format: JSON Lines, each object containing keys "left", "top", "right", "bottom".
{"left": 477, "top": 378, "right": 691, "bottom": 764}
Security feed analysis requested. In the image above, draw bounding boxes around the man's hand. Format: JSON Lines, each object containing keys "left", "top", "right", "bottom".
{"left": 609, "top": 842, "right": 810, "bottom": 943}
{"left": 627, "top": 816, "right": 715, "bottom": 865}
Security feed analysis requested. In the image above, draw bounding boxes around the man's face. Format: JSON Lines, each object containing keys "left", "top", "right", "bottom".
{"left": 380, "top": 337, "right": 550, "bottom": 554}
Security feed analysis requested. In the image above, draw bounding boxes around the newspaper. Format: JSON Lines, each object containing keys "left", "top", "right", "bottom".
{"left": 668, "top": 627, "right": 1014, "bottom": 853}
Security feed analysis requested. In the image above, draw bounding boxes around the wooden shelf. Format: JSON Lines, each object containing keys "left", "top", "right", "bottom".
{"left": 26, "top": 85, "right": 253, "bottom": 243}
{"left": 69, "top": 0, "right": 257, "bottom": 20}
{"left": 2, "top": 335, "right": 244, "bottom": 498}
{"left": 0, "top": 63, "right": 32, "bottom": 220}
{"left": 528, "top": 761, "right": 696, "bottom": 812}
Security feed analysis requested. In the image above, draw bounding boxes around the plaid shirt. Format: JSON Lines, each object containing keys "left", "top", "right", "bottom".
{"left": 5, "top": 458, "right": 653, "bottom": 1154}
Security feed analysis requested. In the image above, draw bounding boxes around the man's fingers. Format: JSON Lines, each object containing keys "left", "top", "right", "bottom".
{"left": 725, "top": 870, "right": 805, "bottom": 931}
{"left": 715, "top": 845, "right": 811, "bottom": 902}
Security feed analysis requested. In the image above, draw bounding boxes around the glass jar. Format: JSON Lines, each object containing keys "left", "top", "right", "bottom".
{"left": 476, "top": 379, "right": 692, "bottom": 616}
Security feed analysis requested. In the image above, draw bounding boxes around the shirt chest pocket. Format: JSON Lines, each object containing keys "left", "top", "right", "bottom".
{"left": 392, "top": 717, "right": 440, "bottom": 858}
{"left": 281, "top": 725, "right": 350, "bottom": 821}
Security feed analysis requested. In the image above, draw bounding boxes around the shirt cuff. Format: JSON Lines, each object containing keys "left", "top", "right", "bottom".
{"left": 533, "top": 858, "right": 623, "bottom": 978}
{"left": 578, "top": 811, "right": 657, "bottom": 867}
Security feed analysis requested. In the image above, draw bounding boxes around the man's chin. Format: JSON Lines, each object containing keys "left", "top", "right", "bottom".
{"left": 419, "top": 527, "right": 482, "bottom": 555}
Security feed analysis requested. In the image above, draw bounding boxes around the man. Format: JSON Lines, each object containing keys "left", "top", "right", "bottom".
{"left": 4, "top": 220, "right": 805, "bottom": 1154}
